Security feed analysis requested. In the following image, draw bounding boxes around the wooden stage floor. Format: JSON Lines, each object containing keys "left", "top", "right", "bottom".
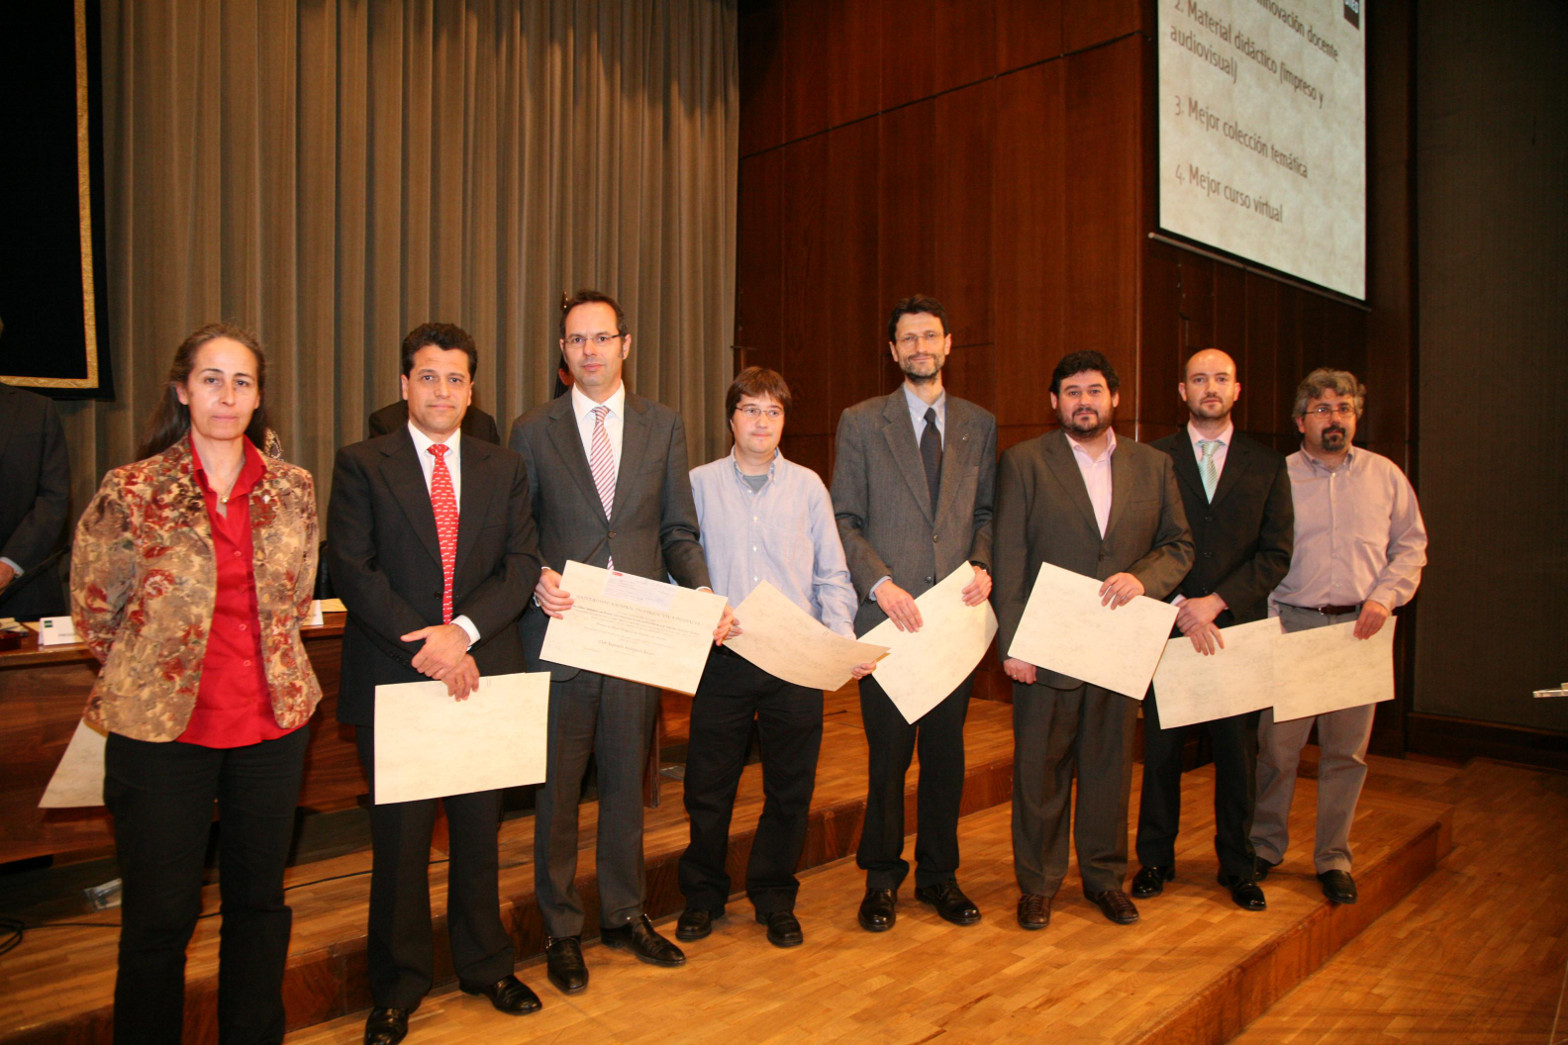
{"left": 3, "top": 689, "right": 1562, "bottom": 1043}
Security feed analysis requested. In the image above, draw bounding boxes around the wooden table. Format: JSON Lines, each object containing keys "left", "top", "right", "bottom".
{"left": 0, "top": 615, "right": 365, "bottom": 867}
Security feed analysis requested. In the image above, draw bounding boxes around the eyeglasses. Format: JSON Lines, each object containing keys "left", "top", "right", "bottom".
{"left": 896, "top": 331, "right": 944, "bottom": 348}
{"left": 1306, "top": 403, "right": 1356, "bottom": 417}
{"left": 735, "top": 405, "right": 783, "bottom": 420}
{"left": 564, "top": 333, "right": 624, "bottom": 349}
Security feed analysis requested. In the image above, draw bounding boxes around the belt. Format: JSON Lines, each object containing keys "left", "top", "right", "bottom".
{"left": 1281, "top": 602, "right": 1362, "bottom": 616}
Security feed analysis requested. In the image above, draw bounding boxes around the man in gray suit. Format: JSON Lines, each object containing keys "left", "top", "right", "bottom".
{"left": 993, "top": 350, "right": 1192, "bottom": 931}
{"left": 831, "top": 295, "right": 997, "bottom": 934}
{"left": 508, "top": 289, "right": 729, "bottom": 995}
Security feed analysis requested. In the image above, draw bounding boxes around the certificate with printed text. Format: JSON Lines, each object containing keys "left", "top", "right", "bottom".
{"left": 539, "top": 560, "right": 728, "bottom": 694}
{"left": 373, "top": 671, "right": 549, "bottom": 804}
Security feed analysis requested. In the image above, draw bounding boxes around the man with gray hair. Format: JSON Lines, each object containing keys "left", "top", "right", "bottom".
{"left": 1251, "top": 368, "right": 1427, "bottom": 906}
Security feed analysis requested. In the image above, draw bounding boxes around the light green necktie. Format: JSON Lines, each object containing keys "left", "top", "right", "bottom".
{"left": 1198, "top": 440, "right": 1220, "bottom": 502}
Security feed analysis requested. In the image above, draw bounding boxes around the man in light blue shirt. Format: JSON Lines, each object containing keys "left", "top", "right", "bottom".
{"left": 675, "top": 367, "right": 873, "bottom": 949}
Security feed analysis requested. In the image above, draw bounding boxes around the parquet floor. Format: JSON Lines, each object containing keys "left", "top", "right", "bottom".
{"left": 1233, "top": 757, "right": 1568, "bottom": 1044}
{"left": 282, "top": 764, "right": 1457, "bottom": 1044}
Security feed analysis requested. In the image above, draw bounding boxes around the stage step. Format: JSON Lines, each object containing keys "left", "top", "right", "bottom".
{"left": 280, "top": 758, "right": 1452, "bottom": 1044}
{"left": 0, "top": 691, "right": 1015, "bottom": 1044}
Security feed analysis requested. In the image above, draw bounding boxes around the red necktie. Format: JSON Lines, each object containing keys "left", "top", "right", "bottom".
{"left": 428, "top": 443, "right": 458, "bottom": 624}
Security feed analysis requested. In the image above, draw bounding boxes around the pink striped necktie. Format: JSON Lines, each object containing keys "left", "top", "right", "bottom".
{"left": 589, "top": 405, "right": 616, "bottom": 568}
{"left": 428, "top": 443, "right": 458, "bottom": 623}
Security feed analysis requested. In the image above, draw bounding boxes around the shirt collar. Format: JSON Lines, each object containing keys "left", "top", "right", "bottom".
{"left": 1067, "top": 426, "right": 1117, "bottom": 462}
{"left": 1187, "top": 420, "right": 1234, "bottom": 453}
{"left": 189, "top": 434, "right": 267, "bottom": 499}
{"left": 902, "top": 384, "right": 945, "bottom": 428}
{"left": 729, "top": 447, "right": 781, "bottom": 486}
{"left": 1298, "top": 443, "right": 1356, "bottom": 473}
{"left": 407, "top": 420, "right": 461, "bottom": 457}
{"left": 572, "top": 382, "right": 627, "bottom": 422}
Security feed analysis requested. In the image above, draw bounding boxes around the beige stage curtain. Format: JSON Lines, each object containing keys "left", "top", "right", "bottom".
{"left": 59, "top": 0, "right": 738, "bottom": 520}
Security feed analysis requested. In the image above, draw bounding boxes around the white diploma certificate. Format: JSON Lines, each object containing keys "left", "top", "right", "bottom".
{"left": 539, "top": 560, "right": 727, "bottom": 695}
{"left": 864, "top": 565, "right": 998, "bottom": 725}
{"left": 39, "top": 718, "right": 108, "bottom": 808}
{"left": 1007, "top": 562, "right": 1180, "bottom": 699}
{"left": 1150, "top": 617, "right": 1284, "bottom": 729}
{"left": 372, "top": 671, "right": 550, "bottom": 805}
{"left": 1270, "top": 618, "right": 1397, "bottom": 722}
{"left": 724, "top": 581, "right": 888, "bottom": 692}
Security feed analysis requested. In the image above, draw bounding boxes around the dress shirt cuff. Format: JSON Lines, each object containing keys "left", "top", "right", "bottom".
{"left": 869, "top": 575, "right": 892, "bottom": 601}
{"left": 451, "top": 615, "right": 480, "bottom": 648}
{"left": 0, "top": 556, "right": 21, "bottom": 577}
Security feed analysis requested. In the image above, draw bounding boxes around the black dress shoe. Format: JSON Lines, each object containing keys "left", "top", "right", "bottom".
{"left": 600, "top": 914, "right": 686, "bottom": 966}
{"left": 1017, "top": 893, "right": 1051, "bottom": 931}
{"left": 461, "top": 974, "right": 541, "bottom": 1015}
{"left": 756, "top": 909, "right": 804, "bottom": 948}
{"left": 1131, "top": 864, "right": 1175, "bottom": 899}
{"left": 676, "top": 907, "right": 715, "bottom": 941}
{"left": 363, "top": 1006, "right": 411, "bottom": 1045}
{"left": 1254, "top": 855, "right": 1280, "bottom": 880}
{"left": 857, "top": 887, "right": 897, "bottom": 932}
{"left": 1317, "top": 869, "right": 1358, "bottom": 905}
{"left": 1086, "top": 888, "right": 1140, "bottom": 924}
{"left": 1216, "top": 872, "right": 1267, "bottom": 911}
{"left": 913, "top": 880, "right": 981, "bottom": 925}
{"left": 545, "top": 935, "right": 589, "bottom": 995}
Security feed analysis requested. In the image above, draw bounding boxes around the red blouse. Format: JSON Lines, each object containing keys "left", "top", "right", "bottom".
{"left": 176, "top": 437, "right": 298, "bottom": 748}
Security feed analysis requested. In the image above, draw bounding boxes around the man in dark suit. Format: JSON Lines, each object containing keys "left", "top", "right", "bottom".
{"left": 831, "top": 295, "right": 997, "bottom": 934}
{"left": 0, "top": 381, "right": 71, "bottom": 619}
{"left": 367, "top": 399, "right": 501, "bottom": 444}
{"left": 329, "top": 323, "right": 544, "bottom": 1045}
{"left": 993, "top": 350, "right": 1192, "bottom": 931}
{"left": 509, "top": 289, "right": 725, "bottom": 995}
{"left": 1132, "top": 348, "right": 1293, "bottom": 911}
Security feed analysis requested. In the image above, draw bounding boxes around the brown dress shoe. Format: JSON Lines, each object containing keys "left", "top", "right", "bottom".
{"left": 1017, "top": 893, "right": 1051, "bottom": 931}
{"left": 1085, "top": 888, "right": 1140, "bottom": 924}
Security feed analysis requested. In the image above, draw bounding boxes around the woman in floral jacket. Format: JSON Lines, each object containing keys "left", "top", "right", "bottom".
{"left": 71, "top": 323, "right": 321, "bottom": 1045}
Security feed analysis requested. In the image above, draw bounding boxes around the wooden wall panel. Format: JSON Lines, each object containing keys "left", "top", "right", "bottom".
{"left": 996, "top": 0, "right": 1063, "bottom": 72}
{"left": 783, "top": 0, "right": 831, "bottom": 143}
{"left": 1062, "top": 37, "right": 1144, "bottom": 415}
{"left": 827, "top": 0, "right": 885, "bottom": 127}
{"left": 780, "top": 132, "right": 832, "bottom": 436}
{"left": 738, "top": 2, "right": 786, "bottom": 157}
{"left": 878, "top": 82, "right": 995, "bottom": 353}
{"left": 1063, "top": 0, "right": 1147, "bottom": 53}
{"left": 735, "top": 151, "right": 786, "bottom": 375}
{"left": 991, "top": 61, "right": 1066, "bottom": 431}
{"left": 877, "top": 0, "right": 996, "bottom": 112}
{"left": 823, "top": 119, "right": 889, "bottom": 427}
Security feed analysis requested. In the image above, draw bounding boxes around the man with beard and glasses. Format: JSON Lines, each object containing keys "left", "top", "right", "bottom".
{"left": 992, "top": 350, "right": 1192, "bottom": 931}
{"left": 831, "top": 295, "right": 997, "bottom": 934}
{"left": 1250, "top": 368, "right": 1426, "bottom": 906}
{"left": 1132, "top": 349, "right": 1293, "bottom": 912}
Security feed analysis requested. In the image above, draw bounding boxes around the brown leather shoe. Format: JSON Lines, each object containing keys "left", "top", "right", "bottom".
{"left": 1017, "top": 893, "right": 1051, "bottom": 931}
{"left": 1085, "top": 888, "right": 1140, "bottom": 924}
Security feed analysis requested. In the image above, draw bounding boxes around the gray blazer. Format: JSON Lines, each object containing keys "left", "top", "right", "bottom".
{"left": 831, "top": 390, "right": 997, "bottom": 637}
{"left": 508, "top": 389, "right": 710, "bottom": 680}
{"left": 992, "top": 428, "right": 1193, "bottom": 690}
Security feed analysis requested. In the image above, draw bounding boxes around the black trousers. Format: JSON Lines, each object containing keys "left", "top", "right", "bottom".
{"left": 856, "top": 673, "right": 973, "bottom": 891}
{"left": 355, "top": 727, "right": 513, "bottom": 1009}
{"left": 1135, "top": 691, "right": 1260, "bottom": 878}
{"left": 1011, "top": 682, "right": 1137, "bottom": 896}
{"left": 104, "top": 726, "right": 309, "bottom": 1045}
{"left": 678, "top": 647, "right": 823, "bottom": 915}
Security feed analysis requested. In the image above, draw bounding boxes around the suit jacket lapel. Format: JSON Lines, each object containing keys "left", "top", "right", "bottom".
{"left": 545, "top": 396, "right": 608, "bottom": 523}
{"left": 613, "top": 393, "right": 653, "bottom": 525}
{"left": 934, "top": 399, "right": 975, "bottom": 524}
{"left": 455, "top": 438, "right": 497, "bottom": 572}
{"left": 1209, "top": 435, "right": 1248, "bottom": 508}
{"left": 1106, "top": 438, "right": 1134, "bottom": 537}
{"left": 1043, "top": 430, "right": 1101, "bottom": 536}
{"left": 880, "top": 391, "right": 934, "bottom": 522}
{"left": 1167, "top": 431, "right": 1206, "bottom": 506}
{"left": 0, "top": 388, "right": 18, "bottom": 461}
{"left": 382, "top": 433, "right": 443, "bottom": 569}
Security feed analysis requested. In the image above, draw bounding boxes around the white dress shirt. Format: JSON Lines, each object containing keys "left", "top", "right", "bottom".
{"left": 1067, "top": 427, "right": 1117, "bottom": 538}
{"left": 406, "top": 421, "right": 479, "bottom": 645}
{"left": 570, "top": 382, "right": 627, "bottom": 476}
